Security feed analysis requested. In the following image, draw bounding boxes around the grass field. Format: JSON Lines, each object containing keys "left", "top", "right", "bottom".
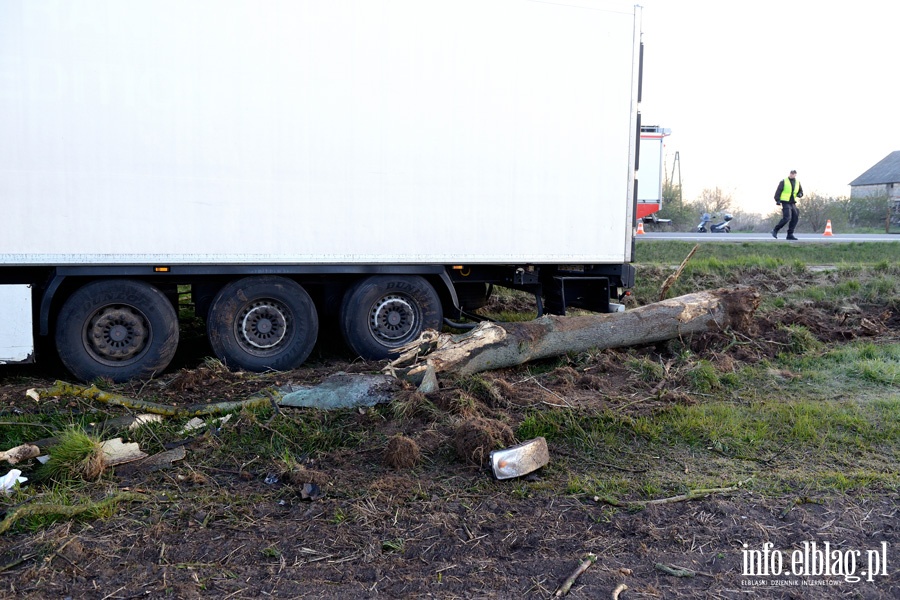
{"left": 1, "top": 242, "right": 898, "bottom": 598}
{"left": 635, "top": 240, "right": 900, "bottom": 266}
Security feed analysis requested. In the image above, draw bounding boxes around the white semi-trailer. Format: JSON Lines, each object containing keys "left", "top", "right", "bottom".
{"left": 0, "top": 0, "right": 644, "bottom": 382}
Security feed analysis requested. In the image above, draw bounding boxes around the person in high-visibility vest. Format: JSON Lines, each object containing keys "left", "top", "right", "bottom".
{"left": 771, "top": 169, "right": 803, "bottom": 240}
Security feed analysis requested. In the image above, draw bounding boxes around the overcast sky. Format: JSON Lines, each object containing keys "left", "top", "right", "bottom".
{"left": 637, "top": 0, "right": 900, "bottom": 214}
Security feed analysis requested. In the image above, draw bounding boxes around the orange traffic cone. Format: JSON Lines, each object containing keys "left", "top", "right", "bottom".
{"left": 823, "top": 220, "right": 834, "bottom": 236}
{"left": 636, "top": 221, "right": 645, "bottom": 235}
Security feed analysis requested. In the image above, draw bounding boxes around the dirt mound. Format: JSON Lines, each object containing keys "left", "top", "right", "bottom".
{"left": 383, "top": 435, "right": 421, "bottom": 469}
{"left": 453, "top": 417, "right": 516, "bottom": 465}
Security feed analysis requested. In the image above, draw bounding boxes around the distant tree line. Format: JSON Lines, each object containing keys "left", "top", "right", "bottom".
{"left": 654, "top": 182, "right": 896, "bottom": 234}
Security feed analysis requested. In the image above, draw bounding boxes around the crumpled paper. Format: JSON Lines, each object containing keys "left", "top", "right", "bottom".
{"left": 0, "top": 469, "right": 27, "bottom": 494}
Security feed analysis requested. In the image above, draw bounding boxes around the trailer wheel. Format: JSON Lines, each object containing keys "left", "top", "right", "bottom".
{"left": 55, "top": 280, "right": 180, "bottom": 383}
{"left": 207, "top": 276, "right": 318, "bottom": 372}
{"left": 340, "top": 275, "right": 443, "bottom": 360}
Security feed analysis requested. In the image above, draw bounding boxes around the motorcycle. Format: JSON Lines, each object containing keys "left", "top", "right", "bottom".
{"left": 697, "top": 212, "right": 732, "bottom": 233}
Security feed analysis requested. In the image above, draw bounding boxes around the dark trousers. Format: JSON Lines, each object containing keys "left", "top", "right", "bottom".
{"left": 774, "top": 202, "right": 799, "bottom": 234}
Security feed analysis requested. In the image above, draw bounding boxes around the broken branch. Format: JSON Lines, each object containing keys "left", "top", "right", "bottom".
{"left": 640, "top": 484, "right": 741, "bottom": 506}
{"left": 595, "top": 479, "right": 749, "bottom": 509}
{"left": 555, "top": 552, "right": 597, "bottom": 597}
{"left": 38, "top": 381, "right": 274, "bottom": 416}
{"left": 0, "top": 443, "right": 41, "bottom": 465}
{"left": 654, "top": 563, "right": 713, "bottom": 578}
{"left": 658, "top": 244, "right": 699, "bottom": 301}
{"left": 654, "top": 563, "right": 695, "bottom": 578}
{"left": 0, "top": 492, "right": 146, "bottom": 535}
{"left": 38, "top": 373, "right": 400, "bottom": 418}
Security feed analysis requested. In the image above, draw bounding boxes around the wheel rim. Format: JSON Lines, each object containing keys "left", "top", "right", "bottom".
{"left": 236, "top": 299, "right": 290, "bottom": 356}
{"left": 84, "top": 305, "right": 150, "bottom": 365}
{"left": 369, "top": 294, "right": 419, "bottom": 344}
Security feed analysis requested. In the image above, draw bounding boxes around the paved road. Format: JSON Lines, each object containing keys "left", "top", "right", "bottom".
{"left": 636, "top": 232, "right": 900, "bottom": 243}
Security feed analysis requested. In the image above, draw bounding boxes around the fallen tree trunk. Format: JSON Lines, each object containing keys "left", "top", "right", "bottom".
{"left": 388, "top": 286, "right": 759, "bottom": 381}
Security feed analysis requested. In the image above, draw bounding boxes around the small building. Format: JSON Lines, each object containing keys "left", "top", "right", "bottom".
{"left": 849, "top": 151, "right": 900, "bottom": 228}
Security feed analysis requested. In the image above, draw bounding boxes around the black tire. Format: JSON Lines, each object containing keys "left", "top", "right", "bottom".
{"left": 206, "top": 276, "right": 318, "bottom": 372}
{"left": 340, "top": 275, "right": 443, "bottom": 360}
{"left": 55, "top": 279, "right": 179, "bottom": 383}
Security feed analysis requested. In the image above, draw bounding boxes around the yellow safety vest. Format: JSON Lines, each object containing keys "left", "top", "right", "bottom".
{"left": 780, "top": 178, "right": 800, "bottom": 202}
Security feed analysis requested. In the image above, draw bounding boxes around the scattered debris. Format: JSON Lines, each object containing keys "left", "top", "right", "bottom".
{"left": 555, "top": 552, "right": 597, "bottom": 597}
{"left": 100, "top": 438, "right": 147, "bottom": 467}
{"left": 176, "top": 471, "right": 208, "bottom": 485}
{"left": 127, "top": 414, "right": 163, "bottom": 430}
{"left": 25, "top": 388, "right": 40, "bottom": 402}
{"left": 300, "top": 483, "right": 324, "bottom": 501}
{"left": 611, "top": 583, "right": 628, "bottom": 600}
{"left": 181, "top": 413, "right": 232, "bottom": 434}
{"left": 279, "top": 467, "right": 328, "bottom": 501}
{"left": 181, "top": 417, "right": 206, "bottom": 433}
{"left": 278, "top": 373, "right": 400, "bottom": 409}
{"left": 31, "top": 432, "right": 147, "bottom": 480}
{"left": 0, "top": 443, "right": 41, "bottom": 465}
{"left": 116, "top": 446, "right": 186, "bottom": 476}
{"left": 416, "top": 361, "right": 439, "bottom": 393}
{"left": 489, "top": 437, "right": 549, "bottom": 480}
{"left": 53, "top": 414, "right": 163, "bottom": 449}
{"left": 0, "top": 469, "right": 27, "bottom": 495}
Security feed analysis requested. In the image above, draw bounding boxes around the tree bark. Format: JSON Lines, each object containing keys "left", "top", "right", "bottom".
{"left": 387, "top": 286, "right": 759, "bottom": 381}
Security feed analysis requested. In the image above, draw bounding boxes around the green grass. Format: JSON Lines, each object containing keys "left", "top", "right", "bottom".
{"left": 1, "top": 484, "right": 129, "bottom": 533}
{"left": 515, "top": 346, "right": 900, "bottom": 502}
{"left": 476, "top": 287, "right": 539, "bottom": 322}
{"left": 535, "top": 397, "right": 900, "bottom": 501}
{"left": 35, "top": 427, "right": 105, "bottom": 483}
{"left": 803, "top": 342, "right": 900, "bottom": 388}
{"left": 211, "top": 406, "right": 369, "bottom": 459}
{"left": 630, "top": 243, "right": 900, "bottom": 310}
{"left": 635, "top": 240, "right": 900, "bottom": 266}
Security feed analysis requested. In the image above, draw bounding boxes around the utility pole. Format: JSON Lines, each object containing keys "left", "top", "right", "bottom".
{"left": 667, "top": 150, "right": 682, "bottom": 205}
